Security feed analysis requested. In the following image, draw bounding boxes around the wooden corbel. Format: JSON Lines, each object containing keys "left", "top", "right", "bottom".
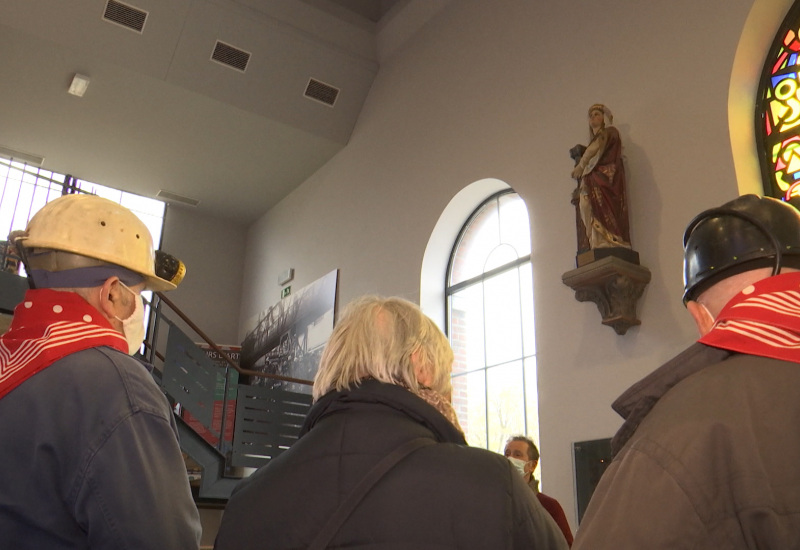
{"left": 562, "top": 254, "right": 651, "bottom": 335}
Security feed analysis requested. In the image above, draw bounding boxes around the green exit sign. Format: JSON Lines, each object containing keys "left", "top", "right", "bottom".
{"left": 281, "top": 286, "right": 291, "bottom": 299}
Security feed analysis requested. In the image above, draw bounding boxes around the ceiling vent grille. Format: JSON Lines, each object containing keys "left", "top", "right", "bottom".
{"left": 103, "top": 0, "right": 147, "bottom": 33}
{"left": 0, "top": 146, "right": 45, "bottom": 167}
{"left": 156, "top": 190, "right": 200, "bottom": 207}
{"left": 304, "top": 78, "right": 339, "bottom": 107}
{"left": 211, "top": 41, "right": 251, "bottom": 72}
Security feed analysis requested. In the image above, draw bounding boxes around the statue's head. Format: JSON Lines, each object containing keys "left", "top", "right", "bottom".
{"left": 588, "top": 104, "right": 613, "bottom": 132}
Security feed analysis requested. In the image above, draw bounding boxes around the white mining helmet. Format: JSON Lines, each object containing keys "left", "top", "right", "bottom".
{"left": 13, "top": 194, "right": 177, "bottom": 292}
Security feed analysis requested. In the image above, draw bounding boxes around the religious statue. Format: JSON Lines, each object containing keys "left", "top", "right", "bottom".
{"left": 569, "top": 104, "right": 632, "bottom": 259}
{"left": 563, "top": 105, "right": 649, "bottom": 334}
{"left": 569, "top": 144, "right": 589, "bottom": 254}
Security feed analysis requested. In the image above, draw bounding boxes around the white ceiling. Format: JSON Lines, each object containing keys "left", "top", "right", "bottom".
{"left": 0, "top": 0, "right": 423, "bottom": 224}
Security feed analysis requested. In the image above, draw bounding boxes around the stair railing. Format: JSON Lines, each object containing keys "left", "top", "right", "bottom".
{"left": 146, "top": 291, "right": 311, "bottom": 454}
{"left": 147, "top": 291, "right": 314, "bottom": 387}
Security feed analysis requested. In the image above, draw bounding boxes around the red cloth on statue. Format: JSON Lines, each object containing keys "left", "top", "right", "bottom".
{"left": 583, "top": 126, "right": 630, "bottom": 245}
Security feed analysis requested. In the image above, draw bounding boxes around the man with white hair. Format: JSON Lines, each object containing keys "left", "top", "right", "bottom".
{"left": 216, "top": 295, "right": 567, "bottom": 549}
{"left": 0, "top": 193, "right": 200, "bottom": 549}
{"left": 574, "top": 194, "right": 800, "bottom": 549}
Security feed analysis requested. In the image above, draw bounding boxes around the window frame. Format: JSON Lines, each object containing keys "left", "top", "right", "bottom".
{"left": 445, "top": 189, "right": 537, "bottom": 453}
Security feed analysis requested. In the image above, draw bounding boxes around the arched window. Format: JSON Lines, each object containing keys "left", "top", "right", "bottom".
{"left": 446, "top": 190, "right": 538, "bottom": 455}
{"left": 757, "top": 0, "right": 800, "bottom": 200}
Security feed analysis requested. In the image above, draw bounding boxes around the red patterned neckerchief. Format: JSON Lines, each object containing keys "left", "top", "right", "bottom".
{"left": 0, "top": 289, "right": 127, "bottom": 399}
{"left": 699, "top": 271, "right": 800, "bottom": 363}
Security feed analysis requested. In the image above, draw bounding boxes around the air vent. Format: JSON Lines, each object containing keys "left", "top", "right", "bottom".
{"left": 103, "top": 0, "right": 147, "bottom": 33}
{"left": 0, "top": 146, "right": 45, "bottom": 167}
{"left": 156, "top": 190, "right": 200, "bottom": 207}
{"left": 211, "top": 41, "right": 251, "bottom": 73}
{"left": 304, "top": 78, "right": 339, "bottom": 107}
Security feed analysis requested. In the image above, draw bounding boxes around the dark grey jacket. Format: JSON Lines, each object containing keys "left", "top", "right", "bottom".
{"left": 216, "top": 379, "right": 567, "bottom": 549}
{"left": 0, "top": 346, "right": 202, "bottom": 549}
{"left": 574, "top": 343, "right": 800, "bottom": 549}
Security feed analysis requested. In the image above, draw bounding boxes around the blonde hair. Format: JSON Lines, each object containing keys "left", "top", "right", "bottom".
{"left": 312, "top": 296, "right": 454, "bottom": 401}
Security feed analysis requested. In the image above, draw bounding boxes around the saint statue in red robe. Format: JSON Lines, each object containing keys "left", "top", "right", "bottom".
{"left": 570, "top": 104, "right": 631, "bottom": 253}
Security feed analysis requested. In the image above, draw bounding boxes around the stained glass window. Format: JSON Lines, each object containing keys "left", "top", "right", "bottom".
{"left": 757, "top": 1, "right": 800, "bottom": 199}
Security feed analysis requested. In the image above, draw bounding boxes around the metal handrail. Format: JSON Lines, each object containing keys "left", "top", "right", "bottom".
{"left": 152, "top": 291, "right": 313, "bottom": 386}
{"left": 144, "top": 289, "right": 314, "bottom": 469}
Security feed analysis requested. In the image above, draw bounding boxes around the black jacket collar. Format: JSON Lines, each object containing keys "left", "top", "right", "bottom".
{"left": 301, "top": 379, "right": 466, "bottom": 445}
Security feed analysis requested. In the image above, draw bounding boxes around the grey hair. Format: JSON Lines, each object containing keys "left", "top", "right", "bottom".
{"left": 312, "top": 296, "right": 454, "bottom": 401}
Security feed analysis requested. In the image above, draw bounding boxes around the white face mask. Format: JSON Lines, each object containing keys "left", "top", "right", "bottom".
{"left": 507, "top": 456, "right": 528, "bottom": 477}
{"left": 115, "top": 283, "right": 145, "bottom": 355}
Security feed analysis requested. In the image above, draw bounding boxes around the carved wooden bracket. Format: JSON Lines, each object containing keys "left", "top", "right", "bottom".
{"left": 562, "top": 255, "right": 651, "bottom": 335}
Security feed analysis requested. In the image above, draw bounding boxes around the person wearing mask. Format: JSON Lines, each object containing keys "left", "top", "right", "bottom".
{"left": 573, "top": 194, "right": 800, "bottom": 548}
{"left": 215, "top": 296, "right": 567, "bottom": 549}
{"left": 505, "top": 436, "right": 573, "bottom": 546}
{"left": 0, "top": 193, "right": 201, "bottom": 549}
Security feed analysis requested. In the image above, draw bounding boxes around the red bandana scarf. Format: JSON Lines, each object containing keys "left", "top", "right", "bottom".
{"left": 699, "top": 271, "right": 800, "bottom": 363}
{"left": 0, "top": 289, "right": 128, "bottom": 399}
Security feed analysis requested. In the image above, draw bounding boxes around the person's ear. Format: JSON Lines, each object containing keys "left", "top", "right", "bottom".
{"left": 411, "top": 350, "right": 434, "bottom": 388}
{"left": 98, "top": 277, "right": 125, "bottom": 319}
{"left": 687, "top": 300, "right": 715, "bottom": 337}
{"left": 525, "top": 459, "right": 538, "bottom": 475}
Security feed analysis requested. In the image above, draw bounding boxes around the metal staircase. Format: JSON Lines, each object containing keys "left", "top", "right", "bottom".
{"left": 144, "top": 291, "right": 314, "bottom": 502}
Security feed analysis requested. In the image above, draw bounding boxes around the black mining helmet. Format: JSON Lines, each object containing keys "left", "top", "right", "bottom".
{"left": 682, "top": 194, "right": 800, "bottom": 305}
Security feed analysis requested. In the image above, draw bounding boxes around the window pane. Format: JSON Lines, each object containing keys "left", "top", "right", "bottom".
{"left": 21, "top": 168, "right": 39, "bottom": 185}
{"left": 449, "top": 199, "right": 500, "bottom": 286}
{"left": 0, "top": 178, "right": 23, "bottom": 237}
{"left": 498, "top": 192, "right": 531, "bottom": 256}
{"left": 486, "top": 360, "right": 525, "bottom": 453}
{"left": 14, "top": 182, "right": 35, "bottom": 227}
{"left": 449, "top": 284, "right": 486, "bottom": 375}
{"left": 82, "top": 181, "right": 122, "bottom": 203}
{"left": 29, "top": 185, "right": 58, "bottom": 224}
{"left": 453, "top": 370, "right": 487, "bottom": 448}
{"left": 484, "top": 243, "right": 519, "bottom": 272}
{"left": 121, "top": 192, "right": 166, "bottom": 217}
{"left": 484, "top": 269, "right": 523, "bottom": 367}
{"left": 524, "top": 356, "right": 539, "bottom": 450}
{"left": 520, "top": 262, "right": 535, "bottom": 356}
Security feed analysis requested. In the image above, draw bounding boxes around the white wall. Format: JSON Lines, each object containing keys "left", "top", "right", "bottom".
{"left": 162, "top": 205, "right": 246, "bottom": 345}
{"left": 155, "top": 206, "right": 243, "bottom": 540}
{"left": 238, "top": 0, "right": 785, "bottom": 531}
